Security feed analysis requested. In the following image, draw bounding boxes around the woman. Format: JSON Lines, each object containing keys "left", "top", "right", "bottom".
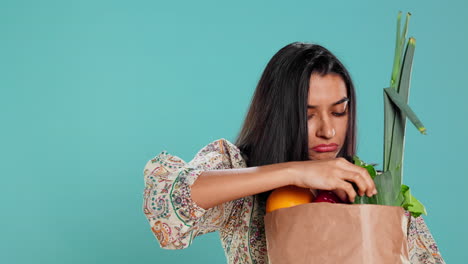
{"left": 143, "top": 42, "right": 445, "bottom": 263}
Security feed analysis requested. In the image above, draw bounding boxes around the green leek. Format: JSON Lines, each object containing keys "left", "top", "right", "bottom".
{"left": 353, "top": 12, "right": 427, "bottom": 218}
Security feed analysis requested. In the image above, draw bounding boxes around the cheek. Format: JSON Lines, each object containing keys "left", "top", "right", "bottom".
{"left": 341, "top": 116, "right": 349, "bottom": 129}
{"left": 338, "top": 117, "right": 349, "bottom": 138}
{"left": 306, "top": 120, "right": 316, "bottom": 137}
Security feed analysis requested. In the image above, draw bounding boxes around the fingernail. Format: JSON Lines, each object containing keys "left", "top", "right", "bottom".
{"left": 373, "top": 190, "right": 378, "bottom": 195}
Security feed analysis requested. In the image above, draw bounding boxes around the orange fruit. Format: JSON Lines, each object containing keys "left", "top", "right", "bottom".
{"left": 266, "top": 185, "right": 315, "bottom": 213}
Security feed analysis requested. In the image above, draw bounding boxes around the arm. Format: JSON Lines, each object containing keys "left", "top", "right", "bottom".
{"left": 191, "top": 162, "right": 293, "bottom": 210}
{"left": 192, "top": 156, "right": 378, "bottom": 209}
{"left": 144, "top": 138, "right": 279, "bottom": 249}
{"left": 143, "top": 138, "right": 376, "bottom": 249}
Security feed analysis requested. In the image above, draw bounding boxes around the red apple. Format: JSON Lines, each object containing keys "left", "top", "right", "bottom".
{"left": 312, "top": 190, "right": 343, "bottom": 203}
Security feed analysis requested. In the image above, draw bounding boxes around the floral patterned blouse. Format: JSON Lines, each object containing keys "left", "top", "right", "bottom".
{"left": 142, "top": 138, "right": 446, "bottom": 264}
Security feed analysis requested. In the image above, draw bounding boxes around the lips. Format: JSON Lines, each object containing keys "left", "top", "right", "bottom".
{"left": 311, "top": 143, "right": 338, "bottom": 152}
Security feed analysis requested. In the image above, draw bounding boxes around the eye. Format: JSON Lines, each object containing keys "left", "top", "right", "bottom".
{"left": 332, "top": 111, "right": 347, "bottom": 117}
{"left": 307, "top": 114, "right": 315, "bottom": 119}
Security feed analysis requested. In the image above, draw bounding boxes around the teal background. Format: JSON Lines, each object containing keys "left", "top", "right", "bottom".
{"left": 1, "top": 0, "right": 465, "bottom": 263}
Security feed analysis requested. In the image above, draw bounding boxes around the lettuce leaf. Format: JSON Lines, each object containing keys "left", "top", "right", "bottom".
{"left": 352, "top": 155, "right": 427, "bottom": 218}
{"left": 400, "top": 184, "right": 427, "bottom": 218}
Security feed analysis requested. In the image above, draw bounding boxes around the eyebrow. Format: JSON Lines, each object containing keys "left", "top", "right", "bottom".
{"left": 307, "top": 97, "right": 349, "bottom": 108}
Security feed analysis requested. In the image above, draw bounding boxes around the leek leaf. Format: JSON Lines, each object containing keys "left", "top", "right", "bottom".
{"left": 383, "top": 91, "right": 394, "bottom": 171}
{"left": 355, "top": 12, "right": 427, "bottom": 217}
{"left": 387, "top": 34, "right": 415, "bottom": 194}
{"left": 384, "top": 87, "right": 427, "bottom": 134}
{"left": 391, "top": 11, "right": 403, "bottom": 89}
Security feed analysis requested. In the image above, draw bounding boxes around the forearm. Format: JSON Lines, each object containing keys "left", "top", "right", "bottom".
{"left": 190, "top": 162, "right": 296, "bottom": 210}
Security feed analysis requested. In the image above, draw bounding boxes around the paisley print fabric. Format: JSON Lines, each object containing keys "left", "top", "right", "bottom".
{"left": 143, "top": 138, "right": 445, "bottom": 264}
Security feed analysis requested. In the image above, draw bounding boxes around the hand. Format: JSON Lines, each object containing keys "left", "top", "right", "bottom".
{"left": 289, "top": 157, "right": 377, "bottom": 203}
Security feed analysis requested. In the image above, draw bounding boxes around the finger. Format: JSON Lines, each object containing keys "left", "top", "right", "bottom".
{"left": 332, "top": 189, "right": 348, "bottom": 203}
{"left": 355, "top": 167, "right": 376, "bottom": 196}
{"left": 337, "top": 181, "right": 357, "bottom": 203}
{"left": 361, "top": 168, "right": 377, "bottom": 196}
{"left": 340, "top": 172, "right": 368, "bottom": 197}
{"left": 338, "top": 160, "right": 376, "bottom": 196}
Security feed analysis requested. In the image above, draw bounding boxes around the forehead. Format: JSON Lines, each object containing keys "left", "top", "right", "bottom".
{"left": 308, "top": 73, "right": 347, "bottom": 105}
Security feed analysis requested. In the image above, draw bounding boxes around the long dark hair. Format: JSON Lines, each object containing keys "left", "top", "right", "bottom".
{"left": 234, "top": 42, "right": 357, "bottom": 203}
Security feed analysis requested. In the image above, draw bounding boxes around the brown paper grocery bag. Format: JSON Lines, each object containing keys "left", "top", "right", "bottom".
{"left": 264, "top": 203, "right": 409, "bottom": 264}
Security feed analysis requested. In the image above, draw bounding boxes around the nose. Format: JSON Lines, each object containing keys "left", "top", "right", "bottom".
{"left": 316, "top": 116, "right": 336, "bottom": 139}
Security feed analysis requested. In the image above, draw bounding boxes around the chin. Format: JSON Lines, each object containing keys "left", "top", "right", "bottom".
{"left": 309, "top": 152, "right": 337, "bottom": 160}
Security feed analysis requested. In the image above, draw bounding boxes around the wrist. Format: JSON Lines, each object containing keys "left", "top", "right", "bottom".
{"left": 282, "top": 161, "right": 300, "bottom": 186}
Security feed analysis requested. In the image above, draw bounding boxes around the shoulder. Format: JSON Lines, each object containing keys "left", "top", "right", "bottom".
{"left": 194, "top": 138, "right": 241, "bottom": 156}
{"left": 144, "top": 138, "right": 246, "bottom": 176}
{"left": 190, "top": 138, "right": 246, "bottom": 169}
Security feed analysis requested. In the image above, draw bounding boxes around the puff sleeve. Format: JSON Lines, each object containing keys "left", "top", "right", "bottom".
{"left": 142, "top": 138, "right": 247, "bottom": 249}
{"left": 405, "top": 211, "right": 446, "bottom": 263}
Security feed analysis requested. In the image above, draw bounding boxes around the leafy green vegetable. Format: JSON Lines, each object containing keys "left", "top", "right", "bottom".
{"left": 384, "top": 87, "right": 426, "bottom": 135}
{"left": 352, "top": 156, "right": 377, "bottom": 180}
{"left": 352, "top": 156, "right": 427, "bottom": 218}
{"left": 350, "top": 13, "right": 429, "bottom": 218}
{"left": 352, "top": 157, "right": 377, "bottom": 205}
{"left": 400, "top": 185, "right": 427, "bottom": 217}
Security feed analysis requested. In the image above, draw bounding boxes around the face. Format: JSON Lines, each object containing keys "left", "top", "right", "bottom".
{"left": 307, "top": 73, "right": 349, "bottom": 160}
